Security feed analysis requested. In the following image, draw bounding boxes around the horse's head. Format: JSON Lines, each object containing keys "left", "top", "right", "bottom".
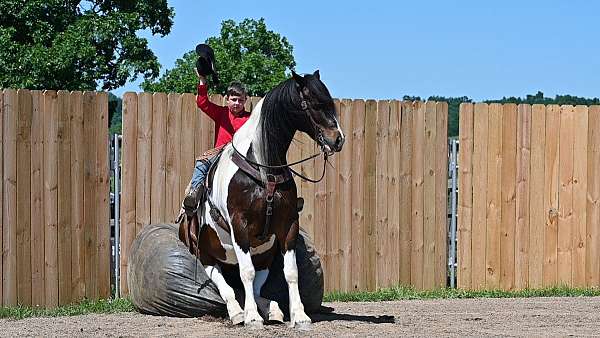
{"left": 292, "top": 70, "right": 345, "bottom": 153}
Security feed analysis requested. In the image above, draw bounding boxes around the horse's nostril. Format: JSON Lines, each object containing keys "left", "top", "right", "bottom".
{"left": 335, "top": 135, "right": 344, "bottom": 149}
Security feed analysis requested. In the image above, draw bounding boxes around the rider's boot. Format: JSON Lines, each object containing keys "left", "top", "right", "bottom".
{"left": 183, "top": 185, "right": 205, "bottom": 217}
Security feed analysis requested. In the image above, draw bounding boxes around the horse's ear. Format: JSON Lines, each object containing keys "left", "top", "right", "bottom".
{"left": 292, "top": 70, "right": 305, "bottom": 87}
{"left": 313, "top": 70, "right": 320, "bottom": 80}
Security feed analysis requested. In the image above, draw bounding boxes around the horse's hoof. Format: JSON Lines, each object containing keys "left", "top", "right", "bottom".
{"left": 230, "top": 312, "right": 244, "bottom": 325}
{"left": 293, "top": 321, "right": 312, "bottom": 331}
{"left": 245, "top": 320, "right": 264, "bottom": 329}
{"left": 268, "top": 302, "right": 284, "bottom": 323}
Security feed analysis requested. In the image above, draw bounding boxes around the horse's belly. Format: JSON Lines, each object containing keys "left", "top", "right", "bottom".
{"left": 215, "top": 233, "right": 277, "bottom": 265}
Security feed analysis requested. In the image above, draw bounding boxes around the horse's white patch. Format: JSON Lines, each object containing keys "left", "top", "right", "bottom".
{"left": 202, "top": 99, "right": 268, "bottom": 265}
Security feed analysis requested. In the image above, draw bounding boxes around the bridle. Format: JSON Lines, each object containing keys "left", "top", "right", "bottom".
{"left": 231, "top": 92, "right": 335, "bottom": 184}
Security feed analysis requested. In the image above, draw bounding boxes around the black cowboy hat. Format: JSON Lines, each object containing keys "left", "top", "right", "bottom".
{"left": 195, "top": 43, "right": 219, "bottom": 84}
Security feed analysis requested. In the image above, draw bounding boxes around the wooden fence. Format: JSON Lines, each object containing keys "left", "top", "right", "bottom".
{"left": 458, "top": 103, "right": 600, "bottom": 290}
{"left": 0, "top": 89, "right": 110, "bottom": 308}
{"left": 120, "top": 92, "right": 449, "bottom": 294}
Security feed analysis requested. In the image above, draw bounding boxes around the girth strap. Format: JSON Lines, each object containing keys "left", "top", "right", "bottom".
{"left": 231, "top": 151, "right": 293, "bottom": 239}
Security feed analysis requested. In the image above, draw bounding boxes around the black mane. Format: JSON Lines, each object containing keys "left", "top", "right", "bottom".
{"left": 255, "top": 74, "right": 335, "bottom": 168}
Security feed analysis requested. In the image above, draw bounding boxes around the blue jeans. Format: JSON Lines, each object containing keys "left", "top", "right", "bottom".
{"left": 189, "top": 155, "right": 218, "bottom": 190}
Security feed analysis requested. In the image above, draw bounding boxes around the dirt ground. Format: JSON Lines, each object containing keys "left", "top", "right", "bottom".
{"left": 1, "top": 297, "right": 600, "bottom": 337}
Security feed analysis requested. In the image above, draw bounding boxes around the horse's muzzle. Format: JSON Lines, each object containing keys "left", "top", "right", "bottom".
{"left": 322, "top": 132, "right": 345, "bottom": 153}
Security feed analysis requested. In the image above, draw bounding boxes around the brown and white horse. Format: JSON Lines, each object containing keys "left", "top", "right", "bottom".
{"left": 180, "top": 70, "right": 344, "bottom": 329}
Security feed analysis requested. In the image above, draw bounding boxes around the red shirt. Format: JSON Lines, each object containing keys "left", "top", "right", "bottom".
{"left": 196, "top": 84, "right": 250, "bottom": 148}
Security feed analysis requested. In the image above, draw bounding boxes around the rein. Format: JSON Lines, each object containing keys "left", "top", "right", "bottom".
{"left": 231, "top": 141, "right": 329, "bottom": 184}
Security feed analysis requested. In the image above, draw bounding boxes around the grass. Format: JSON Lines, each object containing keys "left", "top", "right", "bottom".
{"left": 2, "top": 286, "right": 599, "bottom": 319}
{"left": 323, "top": 285, "right": 600, "bottom": 302}
{"left": 0, "top": 298, "right": 134, "bottom": 320}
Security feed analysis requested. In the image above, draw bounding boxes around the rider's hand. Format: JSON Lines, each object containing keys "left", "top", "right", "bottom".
{"left": 195, "top": 68, "right": 207, "bottom": 85}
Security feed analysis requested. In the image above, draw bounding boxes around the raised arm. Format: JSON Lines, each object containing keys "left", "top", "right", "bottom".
{"left": 195, "top": 72, "right": 226, "bottom": 121}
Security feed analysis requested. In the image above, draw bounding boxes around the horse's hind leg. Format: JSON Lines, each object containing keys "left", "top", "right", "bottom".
{"left": 204, "top": 264, "right": 244, "bottom": 325}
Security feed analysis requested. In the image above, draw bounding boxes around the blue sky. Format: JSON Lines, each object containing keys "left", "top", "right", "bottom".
{"left": 112, "top": 0, "right": 600, "bottom": 102}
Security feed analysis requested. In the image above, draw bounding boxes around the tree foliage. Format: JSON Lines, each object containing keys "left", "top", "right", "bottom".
{"left": 0, "top": 0, "right": 174, "bottom": 91}
{"left": 142, "top": 18, "right": 296, "bottom": 96}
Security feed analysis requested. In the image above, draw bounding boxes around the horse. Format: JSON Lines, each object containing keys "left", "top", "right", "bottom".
{"left": 179, "top": 70, "right": 344, "bottom": 329}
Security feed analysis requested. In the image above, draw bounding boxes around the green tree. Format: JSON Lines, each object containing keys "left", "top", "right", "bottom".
{"left": 0, "top": 0, "right": 174, "bottom": 91}
{"left": 142, "top": 18, "right": 296, "bottom": 96}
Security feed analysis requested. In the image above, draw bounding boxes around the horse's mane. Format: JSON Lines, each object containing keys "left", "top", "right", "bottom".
{"left": 254, "top": 75, "right": 335, "bottom": 168}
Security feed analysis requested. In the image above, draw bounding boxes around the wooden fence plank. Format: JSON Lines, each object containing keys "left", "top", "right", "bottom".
{"left": 16, "top": 90, "right": 32, "bottom": 306}
{"left": 364, "top": 99, "right": 378, "bottom": 291}
{"left": 313, "top": 144, "right": 327, "bottom": 290}
{"left": 388, "top": 101, "right": 401, "bottom": 286}
{"left": 572, "top": 105, "right": 588, "bottom": 287}
{"left": 375, "top": 100, "right": 390, "bottom": 289}
{"left": 528, "top": 104, "right": 546, "bottom": 288}
{"left": 486, "top": 103, "right": 502, "bottom": 289}
{"left": 558, "top": 105, "right": 574, "bottom": 286}
{"left": 82, "top": 92, "right": 97, "bottom": 300}
{"left": 543, "top": 105, "right": 560, "bottom": 286}
{"left": 457, "top": 103, "right": 473, "bottom": 289}
{"left": 399, "top": 101, "right": 413, "bottom": 285}
{"left": 325, "top": 101, "right": 340, "bottom": 291}
{"left": 120, "top": 92, "right": 137, "bottom": 296}
{"left": 57, "top": 90, "right": 72, "bottom": 305}
{"left": 180, "top": 94, "right": 196, "bottom": 203}
{"left": 299, "top": 132, "right": 315, "bottom": 240}
{"left": 586, "top": 106, "right": 600, "bottom": 286}
{"left": 3, "top": 89, "right": 18, "bottom": 306}
{"left": 423, "top": 101, "right": 437, "bottom": 290}
{"left": 69, "top": 91, "right": 84, "bottom": 301}
{"left": 96, "top": 92, "right": 110, "bottom": 299}
{"left": 0, "top": 90, "right": 3, "bottom": 303}
{"left": 500, "top": 103, "right": 517, "bottom": 290}
{"left": 151, "top": 93, "right": 167, "bottom": 223}
{"left": 471, "top": 103, "right": 488, "bottom": 289}
{"left": 351, "top": 99, "right": 365, "bottom": 290}
{"left": 435, "top": 102, "right": 448, "bottom": 287}
{"left": 411, "top": 101, "right": 425, "bottom": 290}
{"left": 515, "top": 104, "right": 531, "bottom": 290}
{"left": 136, "top": 92, "right": 152, "bottom": 236}
{"left": 165, "top": 93, "right": 182, "bottom": 222}
{"left": 43, "top": 90, "right": 59, "bottom": 307}
{"left": 30, "top": 90, "right": 45, "bottom": 306}
{"left": 338, "top": 99, "right": 353, "bottom": 292}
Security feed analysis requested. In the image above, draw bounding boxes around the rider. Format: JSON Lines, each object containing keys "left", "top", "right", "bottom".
{"left": 182, "top": 71, "right": 250, "bottom": 216}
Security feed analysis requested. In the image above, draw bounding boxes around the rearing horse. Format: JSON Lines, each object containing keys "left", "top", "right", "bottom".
{"left": 179, "top": 70, "right": 344, "bottom": 329}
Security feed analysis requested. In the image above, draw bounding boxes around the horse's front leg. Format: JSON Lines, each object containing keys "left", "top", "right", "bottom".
{"left": 204, "top": 264, "right": 244, "bottom": 325}
{"left": 231, "top": 227, "right": 263, "bottom": 328}
{"left": 280, "top": 220, "right": 312, "bottom": 329}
